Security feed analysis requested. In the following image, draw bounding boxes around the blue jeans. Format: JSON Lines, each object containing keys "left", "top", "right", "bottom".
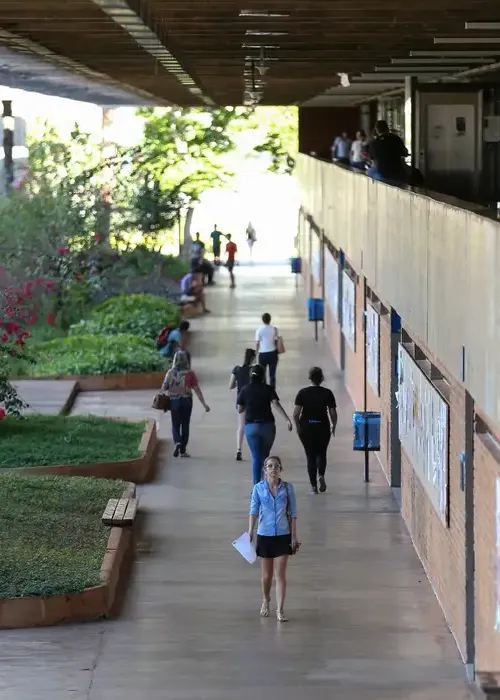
{"left": 245, "top": 422, "right": 276, "bottom": 485}
{"left": 170, "top": 397, "right": 193, "bottom": 453}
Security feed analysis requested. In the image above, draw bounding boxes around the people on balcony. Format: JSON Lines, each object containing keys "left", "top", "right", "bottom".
{"left": 368, "top": 120, "right": 408, "bottom": 184}
{"left": 331, "top": 132, "right": 352, "bottom": 166}
{"left": 350, "top": 130, "right": 368, "bottom": 170}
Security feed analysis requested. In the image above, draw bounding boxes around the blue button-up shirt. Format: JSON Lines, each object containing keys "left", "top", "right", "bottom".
{"left": 250, "top": 480, "right": 297, "bottom": 537}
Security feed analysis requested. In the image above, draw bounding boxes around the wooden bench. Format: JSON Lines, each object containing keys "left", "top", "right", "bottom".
{"left": 477, "top": 673, "right": 500, "bottom": 698}
{"left": 102, "top": 498, "right": 138, "bottom": 527}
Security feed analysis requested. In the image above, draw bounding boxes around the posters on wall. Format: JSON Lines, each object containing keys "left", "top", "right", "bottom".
{"left": 324, "top": 249, "right": 339, "bottom": 321}
{"left": 311, "top": 229, "right": 321, "bottom": 287}
{"left": 342, "top": 270, "right": 356, "bottom": 350}
{"left": 366, "top": 303, "right": 380, "bottom": 394}
{"left": 397, "top": 344, "right": 449, "bottom": 521}
{"left": 496, "top": 478, "right": 500, "bottom": 631}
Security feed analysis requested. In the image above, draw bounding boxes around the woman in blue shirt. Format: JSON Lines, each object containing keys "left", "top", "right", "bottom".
{"left": 249, "top": 456, "right": 298, "bottom": 622}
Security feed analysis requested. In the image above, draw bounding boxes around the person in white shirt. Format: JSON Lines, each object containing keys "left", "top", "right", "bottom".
{"left": 255, "top": 312, "right": 279, "bottom": 388}
{"left": 350, "top": 130, "right": 368, "bottom": 170}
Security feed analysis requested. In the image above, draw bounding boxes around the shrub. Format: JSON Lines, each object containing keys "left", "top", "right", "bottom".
{"left": 0, "top": 473, "right": 127, "bottom": 598}
{"left": 30, "top": 334, "right": 168, "bottom": 376}
{"left": 68, "top": 293, "right": 180, "bottom": 339}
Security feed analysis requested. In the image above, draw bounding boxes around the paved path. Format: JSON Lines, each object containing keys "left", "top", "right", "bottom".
{"left": 0, "top": 266, "right": 475, "bottom": 700}
{"left": 13, "top": 379, "right": 78, "bottom": 415}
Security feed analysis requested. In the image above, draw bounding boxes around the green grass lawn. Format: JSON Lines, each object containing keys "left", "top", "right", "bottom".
{"left": 0, "top": 474, "right": 127, "bottom": 598}
{"left": 0, "top": 415, "right": 146, "bottom": 469}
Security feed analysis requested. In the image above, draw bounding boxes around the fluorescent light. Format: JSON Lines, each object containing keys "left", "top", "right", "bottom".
{"left": 391, "top": 57, "right": 491, "bottom": 64}
{"left": 465, "top": 22, "right": 500, "bottom": 30}
{"left": 434, "top": 37, "right": 500, "bottom": 44}
{"left": 242, "top": 44, "right": 280, "bottom": 49}
{"left": 376, "top": 65, "right": 463, "bottom": 72}
{"left": 239, "top": 10, "right": 289, "bottom": 17}
{"left": 246, "top": 30, "right": 288, "bottom": 36}
{"left": 411, "top": 50, "right": 500, "bottom": 57}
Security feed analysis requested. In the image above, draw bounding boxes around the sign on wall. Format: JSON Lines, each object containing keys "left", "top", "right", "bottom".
{"left": 366, "top": 303, "right": 380, "bottom": 394}
{"left": 397, "top": 344, "right": 449, "bottom": 521}
{"left": 496, "top": 478, "right": 500, "bottom": 630}
{"left": 324, "top": 249, "right": 339, "bottom": 321}
{"left": 342, "top": 271, "right": 356, "bottom": 350}
{"left": 311, "top": 229, "right": 321, "bottom": 286}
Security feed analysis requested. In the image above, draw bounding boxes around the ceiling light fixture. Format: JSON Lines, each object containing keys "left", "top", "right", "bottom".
{"left": 434, "top": 37, "right": 500, "bottom": 44}
{"left": 242, "top": 44, "right": 280, "bottom": 49}
{"left": 411, "top": 49, "right": 500, "bottom": 57}
{"left": 465, "top": 21, "right": 500, "bottom": 30}
{"left": 391, "top": 57, "right": 492, "bottom": 65}
{"left": 376, "top": 65, "right": 468, "bottom": 72}
{"left": 239, "top": 10, "right": 289, "bottom": 17}
{"left": 246, "top": 30, "right": 288, "bottom": 36}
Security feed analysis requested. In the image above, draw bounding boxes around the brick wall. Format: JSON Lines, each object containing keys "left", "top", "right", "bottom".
{"left": 474, "top": 423, "right": 500, "bottom": 672}
{"left": 400, "top": 345, "right": 467, "bottom": 661}
{"left": 343, "top": 274, "right": 365, "bottom": 410}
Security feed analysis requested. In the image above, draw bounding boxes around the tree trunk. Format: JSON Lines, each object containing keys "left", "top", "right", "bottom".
{"left": 97, "top": 107, "right": 115, "bottom": 244}
{"left": 181, "top": 206, "right": 195, "bottom": 258}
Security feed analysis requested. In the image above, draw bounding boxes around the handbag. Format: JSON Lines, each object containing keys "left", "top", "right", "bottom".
{"left": 152, "top": 393, "right": 170, "bottom": 412}
{"left": 275, "top": 327, "right": 286, "bottom": 355}
{"left": 284, "top": 482, "right": 300, "bottom": 555}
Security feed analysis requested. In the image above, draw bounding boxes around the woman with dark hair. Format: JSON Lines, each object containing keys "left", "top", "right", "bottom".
{"left": 237, "top": 364, "right": 292, "bottom": 485}
{"left": 249, "top": 455, "right": 298, "bottom": 622}
{"left": 161, "top": 350, "right": 210, "bottom": 458}
{"left": 293, "top": 367, "right": 337, "bottom": 494}
{"left": 229, "top": 348, "right": 256, "bottom": 461}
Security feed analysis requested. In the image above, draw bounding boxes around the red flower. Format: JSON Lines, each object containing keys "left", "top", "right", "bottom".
{"left": 5, "top": 322, "right": 20, "bottom": 334}
{"left": 74, "top": 274, "right": 84, "bottom": 282}
{"left": 95, "top": 233, "right": 104, "bottom": 242}
{"left": 57, "top": 247, "right": 69, "bottom": 255}
{"left": 46, "top": 312, "right": 56, "bottom": 326}
{"left": 5, "top": 307, "right": 13, "bottom": 317}
{"left": 45, "top": 281, "right": 55, "bottom": 289}
{"left": 0, "top": 333, "right": 8, "bottom": 343}
{"left": 35, "top": 277, "right": 44, "bottom": 286}
{"left": 0, "top": 408, "right": 6, "bottom": 420}
{"left": 27, "top": 315, "right": 38, "bottom": 326}
{"left": 14, "top": 338, "right": 25, "bottom": 346}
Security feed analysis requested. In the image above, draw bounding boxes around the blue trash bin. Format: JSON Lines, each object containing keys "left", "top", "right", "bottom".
{"left": 291, "top": 256, "right": 302, "bottom": 274}
{"left": 307, "top": 297, "right": 324, "bottom": 322}
{"left": 353, "top": 411, "right": 381, "bottom": 451}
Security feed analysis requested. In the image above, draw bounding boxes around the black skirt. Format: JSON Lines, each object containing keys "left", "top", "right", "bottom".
{"left": 256, "top": 534, "right": 291, "bottom": 559}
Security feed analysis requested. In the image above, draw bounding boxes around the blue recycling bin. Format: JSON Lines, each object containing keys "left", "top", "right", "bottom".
{"left": 307, "top": 297, "right": 324, "bottom": 322}
{"left": 353, "top": 411, "right": 381, "bottom": 451}
{"left": 291, "top": 256, "right": 302, "bottom": 274}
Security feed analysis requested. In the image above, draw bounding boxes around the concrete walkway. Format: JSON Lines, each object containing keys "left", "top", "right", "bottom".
{"left": 0, "top": 265, "right": 474, "bottom": 700}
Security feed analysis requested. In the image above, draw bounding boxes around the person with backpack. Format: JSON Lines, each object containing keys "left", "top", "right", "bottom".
{"left": 161, "top": 350, "right": 210, "bottom": 458}
{"left": 158, "top": 320, "right": 190, "bottom": 360}
{"left": 229, "top": 348, "right": 256, "bottom": 461}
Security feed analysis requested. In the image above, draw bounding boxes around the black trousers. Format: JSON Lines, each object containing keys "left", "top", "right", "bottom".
{"left": 258, "top": 350, "right": 278, "bottom": 388}
{"left": 299, "top": 423, "right": 331, "bottom": 487}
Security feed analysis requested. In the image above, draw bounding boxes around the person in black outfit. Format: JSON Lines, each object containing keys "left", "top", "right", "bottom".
{"left": 229, "top": 348, "right": 256, "bottom": 461}
{"left": 369, "top": 120, "right": 409, "bottom": 185}
{"left": 293, "top": 367, "right": 338, "bottom": 494}
{"left": 238, "top": 364, "right": 292, "bottom": 486}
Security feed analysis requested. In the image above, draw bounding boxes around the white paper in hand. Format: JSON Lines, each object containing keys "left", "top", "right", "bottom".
{"left": 232, "top": 532, "right": 257, "bottom": 564}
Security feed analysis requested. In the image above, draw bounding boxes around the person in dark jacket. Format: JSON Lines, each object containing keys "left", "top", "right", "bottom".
{"left": 229, "top": 348, "right": 256, "bottom": 461}
{"left": 369, "top": 120, "right": 408, "bottom": 184}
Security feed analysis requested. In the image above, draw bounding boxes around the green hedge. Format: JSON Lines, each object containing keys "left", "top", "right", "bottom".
{"left": 30, "top": 333, "right": 167, "bottom": 376}
{"left": 0, "top": 415, "right": 146, "bottom": 469}
{"left": 69, "top": 293, "right": 180, "bottom": 340}
{"left": 0, "top": 474, "right": 127, "bottom": 598}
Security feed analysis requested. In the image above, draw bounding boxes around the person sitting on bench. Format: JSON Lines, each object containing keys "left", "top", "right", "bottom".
{"left": 180, "top": 268, "right": 210, "bottom": 314}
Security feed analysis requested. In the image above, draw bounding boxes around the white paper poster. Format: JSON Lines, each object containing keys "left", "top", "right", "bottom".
{"left": 496, "top": 478, "right": 500, "bottom": 630}
{"left": 342, "top": 271, "right": 356, "bottom": 350}
{"left": 397, "top": 344, "right": 449, "bottom": 521}
{"left": 311, "top": 229, "right": 321, "bottom": 287}
{"left": 232, "top": 532, "right": 257, "bottom": 564}
{"left": 324, "top": 249, "right": 339, "bottom": 321}
{"left": 366, "top": 303, "right": 380, "bottom": 394}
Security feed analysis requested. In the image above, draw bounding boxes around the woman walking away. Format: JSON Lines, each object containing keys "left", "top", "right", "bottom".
{"left": 161, "top": 350, "right": 210, "bottom": 458}
{"left": 249, "top": 456, "right": 298, "bottom": 622}
{"left": 255, "top": 312, "right": 279, "bottom": 388}
{"left": 293, "top": 367, "right": 337, "bottom": 494}
{"left": 229, "top": 348, "right": 256, "bottom": 461}
{"left": 237, "top": 364, "right": 292, "bottom": 485}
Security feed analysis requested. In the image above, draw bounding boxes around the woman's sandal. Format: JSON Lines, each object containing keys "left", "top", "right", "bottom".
{"left": 260, "top": 600, "right": 270, "bottom": 618}
{"left": 276, "top": 610, "right": 288, "bottom": 623}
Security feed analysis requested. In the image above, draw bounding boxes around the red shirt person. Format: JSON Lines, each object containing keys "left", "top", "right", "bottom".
{"left": 225, "top": 235, "right": 237, "bottom": 288}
